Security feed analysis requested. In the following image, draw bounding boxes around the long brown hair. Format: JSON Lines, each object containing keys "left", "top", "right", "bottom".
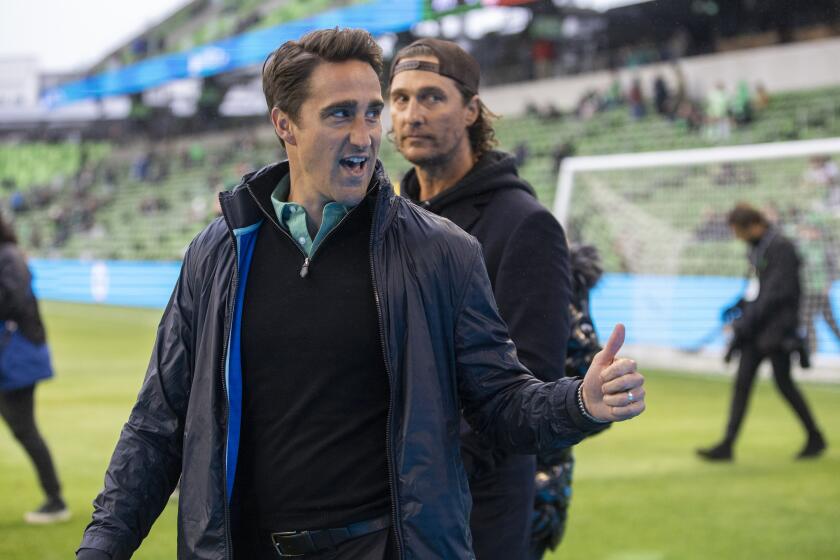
{"left": 389, "top": 43, "right": 498, "bottom": 158}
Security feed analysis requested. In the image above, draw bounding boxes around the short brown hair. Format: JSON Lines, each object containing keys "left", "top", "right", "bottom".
{"left": 727, "top": 203, "right": 767, "bottom": 229}
{"left": 390, "top": 43, "right": 498, "bottom": 159}
{"left": 262, "top": 28, "right": 383, "bottom": 126}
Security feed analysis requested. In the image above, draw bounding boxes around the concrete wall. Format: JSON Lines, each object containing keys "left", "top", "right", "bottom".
{"left": 481, "top": 37, "right": 840, "bottom": 116}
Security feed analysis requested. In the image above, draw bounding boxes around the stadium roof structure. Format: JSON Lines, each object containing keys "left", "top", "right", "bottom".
{"left": 40, "top": 0, "right": 423, "bottom": 108}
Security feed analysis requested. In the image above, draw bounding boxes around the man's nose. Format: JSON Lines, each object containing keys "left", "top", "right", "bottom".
{"left": 349, "top": 115, "right": 373, "bottom": 148}
{"left": 405, "top": 98, "right": 425, "bottom": 127}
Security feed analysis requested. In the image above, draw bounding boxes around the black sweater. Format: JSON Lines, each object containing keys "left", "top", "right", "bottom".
{"left": 235, "top": 192, "right": 390, "bottom": 536}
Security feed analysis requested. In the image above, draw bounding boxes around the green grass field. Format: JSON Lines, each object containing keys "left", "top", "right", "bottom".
{"left": 1, "top": 301, "right": 838, "bottom": 559}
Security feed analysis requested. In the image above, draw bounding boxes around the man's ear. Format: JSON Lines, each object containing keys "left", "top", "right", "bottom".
{"left": 271, "top": 107, "right": 297, "bottom": 146}
{"left": 464, "top": 95, "right": 480, "bottom": 127}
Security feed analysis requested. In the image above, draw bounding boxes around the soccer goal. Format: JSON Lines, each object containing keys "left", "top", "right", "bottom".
{"left": 553, "top": 137, "right": 840, "bottom": 374}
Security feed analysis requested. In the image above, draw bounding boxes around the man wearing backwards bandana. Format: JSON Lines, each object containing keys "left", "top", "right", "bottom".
{"left": 388, "top": 38, "right": 579, "bottom": 559}
{"left": 77, "top": 29, "right": 645, "bottom": 560}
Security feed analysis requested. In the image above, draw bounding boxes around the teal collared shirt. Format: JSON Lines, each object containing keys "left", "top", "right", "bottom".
{"left": 270, "top": 175, "right": 350, "bottom": 257}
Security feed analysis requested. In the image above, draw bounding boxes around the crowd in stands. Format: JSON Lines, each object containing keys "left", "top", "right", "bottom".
{"left": 528, "top": 66, "right": 774, "bottom": 148}
{"left": 1, "top": 84, "right": 839, "bottom": 262}
{"left": 0, "top": 131, "right": 282, "bottom": 260}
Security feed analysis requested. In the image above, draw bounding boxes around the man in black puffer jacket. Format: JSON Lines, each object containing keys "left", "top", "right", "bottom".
{"left": 77, "top": 29, "right": 647, "bottom": 560}
{"left": 389, "top": 38, "right": 576, "bottom": 560}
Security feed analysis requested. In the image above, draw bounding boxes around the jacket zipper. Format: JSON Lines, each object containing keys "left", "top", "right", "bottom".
{"left": 220, "top": 209, "right": 239, "bottom": 560}
{"left": 369, "top": 186, "right": 404, "bottom": 559}
{"left": 244, "top": 186, "right": 358, "bottom": 278}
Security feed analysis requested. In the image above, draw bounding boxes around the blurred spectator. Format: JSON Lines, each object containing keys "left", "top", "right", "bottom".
{"left": 552, "top": 141, "right": 576, "bottom": 175}
{"left": 576, "top": 90, "right": 601, "bottom": 121}
{"left": 602, "top": 73, "right": 623, "bottom": 109}
{"left": 666, "top": 27, "right": 691, "bottom": 60}
{"left": 797, "top": 218, "right": 840, "bottom": 354}
{"left": 670, "top": 62, "right": 687, "bottom": 108}
{"left": 693, "top": 209, "right": 730, "bottom": 241}
{"left": 28, "top": 229, "right": 43, "bottom": 251}
{"left": 9, "top": 191, "right": 27, "bottom": 214}
{"left": 653, "top": 75, "right": 670, "bottom": 116}
{"left": 803, "top": 155, "right": 840, "bottom": 210}
{"left": 713, "top": 163, "right": 756, "bottom": 187}
{"left": 139, "top": 196, "right": 169, "bottom": 215}
{"left": 730, "top": 81, "right": 754, "bottom": 126}
{"left": 127, "top": 93, "right": 152, "bottom": 135}
{"left": 627, "top": 78, "right": 646, "bottom": 119}
{"left": 197, "top": 77, "right": 224, "bottom": 125}
{"left": 705, "top": 82, "right": 731, "bottom": 140}
{"left": 131, "top": 151, "right": 151, "bottom": 182}
{"left": 754, "top": 82, "right": 770, "bottom": 112}
{"left": 698, "top": 203, "right": 826, "bottom": 462}
{"left": 675, "top": 98, "right": 704, "bottom": 132}
{"left": 525, "top": 101, "right": 540, "bottom": 118}
{"left": 532, "top": 39, "right": 556, "bottom": 80}
{"left": 544, "top": 103, "right": 563, "bottom": 121}
{"left": 0, "top": 215, "right": 70, "bottom": 524}
{"left": 186, "top": 142, "right": 206, "bottom": 168}
{"left": 513, "top": 141, "right": 530, "bottom": 167}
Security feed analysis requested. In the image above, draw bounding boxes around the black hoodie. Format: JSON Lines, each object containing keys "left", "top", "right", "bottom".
{"left": 403, "top": 150, "right": 573, "bottom": 473}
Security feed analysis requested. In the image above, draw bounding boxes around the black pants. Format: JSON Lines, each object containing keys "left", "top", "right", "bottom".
{"left": 724, "top": 345, "right": 821, "bottom": 446}
{"left": 802, "top": 292, "right": 840, "bottom": 353}
{"left": 0, "top": 384, "right": 62, "bottom": 499}
{"left": 469, "top": 453, "right": 536, "bottom": 560}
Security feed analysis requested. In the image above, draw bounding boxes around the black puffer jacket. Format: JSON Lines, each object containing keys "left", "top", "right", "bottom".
{"left": 78, "top": 161, "right": 600, "bottom": 560}
{"left": 0, "top": 242, "right": 46, "bottom": 344}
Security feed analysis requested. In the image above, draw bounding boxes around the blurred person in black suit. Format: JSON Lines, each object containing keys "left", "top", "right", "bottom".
{"left": 698, "top": 203, "right": 826, "bottom": 462}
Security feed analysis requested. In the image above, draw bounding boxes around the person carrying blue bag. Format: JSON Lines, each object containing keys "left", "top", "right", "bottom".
{"left": 0, "top": 214, "right": 70, "bottom": 524}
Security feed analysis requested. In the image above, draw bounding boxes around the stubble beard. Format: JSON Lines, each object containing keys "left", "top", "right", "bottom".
{"left": 399, "top": 133, "right": 464, "bottom": 175}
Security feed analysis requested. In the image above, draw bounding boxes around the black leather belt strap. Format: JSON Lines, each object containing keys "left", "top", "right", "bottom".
{"left": 271, "top": 513, "right": 391, "bottom": 558}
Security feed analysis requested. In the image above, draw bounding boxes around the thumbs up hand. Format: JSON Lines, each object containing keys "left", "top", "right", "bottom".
{"left": 580, "top": 324, "right": 646, "bottom": 422}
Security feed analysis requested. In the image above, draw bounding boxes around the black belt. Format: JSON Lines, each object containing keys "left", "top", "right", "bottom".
{"left": 271, "top": 513, "right": 391, "bottom": 558}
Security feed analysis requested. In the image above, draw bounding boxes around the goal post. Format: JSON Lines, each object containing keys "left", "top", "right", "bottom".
{"left": 553, "top": 137, "right": 840, "bottom": 374}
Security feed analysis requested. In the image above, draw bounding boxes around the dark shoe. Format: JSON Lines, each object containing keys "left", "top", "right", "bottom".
{"left": 24, "top": 497, "right": 71, "bottom": 524}
{"left": 697, "top": 443, "right": 733, "bottom": 462}
{"left": 797, "top": 433, "right": 826, "bottom": 459}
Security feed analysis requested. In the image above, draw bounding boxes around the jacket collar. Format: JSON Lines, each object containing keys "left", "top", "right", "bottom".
{"left": 219, "top": 159, "right": 397, "bottom": 242}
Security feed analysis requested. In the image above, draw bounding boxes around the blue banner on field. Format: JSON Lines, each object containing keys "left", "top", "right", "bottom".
{"left": 590, "top": 274, "right": 840, "bottom": 356}
{"left": 30, "top": 259, "right": 181, "bottom": 309}
{"left": 28, "top": 261, "right": 840, "bottom": 355}
{"left": 41, "top": 0, "right": 423, "bottom": 107}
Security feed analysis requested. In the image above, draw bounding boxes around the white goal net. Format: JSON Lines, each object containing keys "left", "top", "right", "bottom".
{"left": 554, "top": 137, "right": 840, "bottom": 374}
